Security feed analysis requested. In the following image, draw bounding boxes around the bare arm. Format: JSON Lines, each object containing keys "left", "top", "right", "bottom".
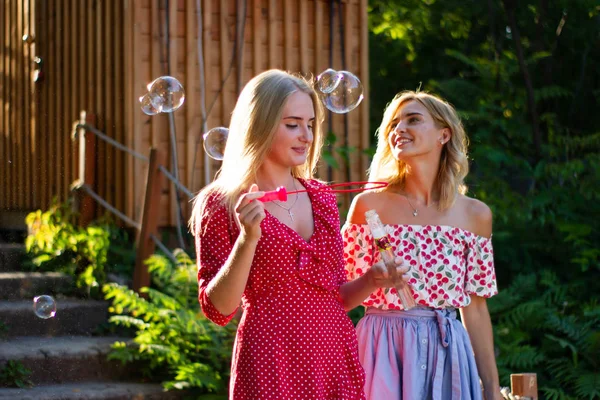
{"left": 460, "top": 298, "right": 501, "bottom": 400}
{"left": 461, "top": 198, "right": 501, "bottom": 400}
{"left": 339, "top": 193, "right": 408, "bottom": 311}
{"left": 205, "top": 185, "right": 265, "bottom": 316}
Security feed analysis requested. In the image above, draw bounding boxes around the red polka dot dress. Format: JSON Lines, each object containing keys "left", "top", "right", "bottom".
{"left": 196, "top": 179, "right": 366, "bottom": 400}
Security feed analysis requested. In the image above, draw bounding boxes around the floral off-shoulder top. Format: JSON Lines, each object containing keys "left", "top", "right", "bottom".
{"left": 342, "top": 223, "right": 498, "bottom": 309}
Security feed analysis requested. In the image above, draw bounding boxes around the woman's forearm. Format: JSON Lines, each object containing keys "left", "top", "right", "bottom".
{"left": 460, "top": 297, "right": 500, "bottom": 396}
{"left": 205, "top": 233, "right": 258, "bottom": 315}
{"left": 340, "top": 273, "right": 376, "bottom": 311}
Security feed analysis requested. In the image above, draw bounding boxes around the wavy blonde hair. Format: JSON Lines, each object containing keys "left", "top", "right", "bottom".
{"left": 368, "top": 91, "right": 469, "bottom": 210}
{"left": 189, "top": 69, "right": 325, "bottom": 234}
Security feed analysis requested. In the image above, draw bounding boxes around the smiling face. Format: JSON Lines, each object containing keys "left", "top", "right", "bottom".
{"left": 264, "top": 90, "right": 315, "bottom": 169}
{"left": 387, "top": 100, "right": 450, "bottom": 161}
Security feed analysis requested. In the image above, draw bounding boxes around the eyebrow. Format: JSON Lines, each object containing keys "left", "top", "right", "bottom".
{"left": 391, "top": 112, "right": 423, "bottom": 123}
{"left": 283, "top": 116, "right": 316, "bottom": 121}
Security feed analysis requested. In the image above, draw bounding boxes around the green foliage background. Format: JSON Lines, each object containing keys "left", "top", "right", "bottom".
{"left": 367, "top": 0, "right": 600, "bottom": 398}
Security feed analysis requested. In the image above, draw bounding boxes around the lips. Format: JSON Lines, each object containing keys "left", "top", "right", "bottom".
{"left": 393, "top": 137, "right": 413, "bottom": 147}
{"left": 292, "top": 147, "right": 307, "bottom": 154}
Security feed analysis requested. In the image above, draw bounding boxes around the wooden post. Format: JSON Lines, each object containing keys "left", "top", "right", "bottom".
{"left": 511, "top": 373, "right": 538, "bottom": 399}
{"left": 75, "top": 110, "right": 96, "bottom": 226}
{"left": 133, "top": 147, "right": 165, "bottom": 292}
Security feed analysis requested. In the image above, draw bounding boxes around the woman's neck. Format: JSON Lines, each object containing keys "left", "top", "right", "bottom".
{"left": 256, "top": 165, "right": 295, "bottom": 192}
{"left": 400, "top": 158, "right": 440, "bottom": 206}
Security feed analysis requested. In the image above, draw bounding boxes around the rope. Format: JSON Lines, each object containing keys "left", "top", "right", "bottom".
{"left": 150, "top": 233, "right": 178, "bottom": 264}
{"left": 158, "top": 165, "right": 194, "bottom": 199}
{"left": 75, "top": 123, "right": 149, "bottom": 162}
{"left": 76, "top": 183, "right": 142, "bottom": 230}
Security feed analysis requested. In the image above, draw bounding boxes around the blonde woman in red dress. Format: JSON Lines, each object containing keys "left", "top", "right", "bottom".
{"left": 341, "top": 91, "right": 503, "bottom": 400}
{"left": 190, "top": 70, "right": 404, "bottom": 400}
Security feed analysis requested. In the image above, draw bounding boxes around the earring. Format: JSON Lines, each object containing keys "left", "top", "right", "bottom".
{"left": 439, "top": 138, "right": 444, "bottom": 144}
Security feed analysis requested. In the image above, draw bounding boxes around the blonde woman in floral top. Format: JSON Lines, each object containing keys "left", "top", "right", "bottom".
{"left": 340, "top": 91, "right": 502, "bottom": 400}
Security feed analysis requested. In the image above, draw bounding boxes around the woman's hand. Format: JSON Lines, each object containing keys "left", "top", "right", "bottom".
{"left": 366, "top": 257, "right": 410, "bottom": 290}
{"left": 234, "top": 184, "right": 265, "bottom": 241}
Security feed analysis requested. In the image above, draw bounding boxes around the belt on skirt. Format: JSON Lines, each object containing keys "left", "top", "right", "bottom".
{"left": 365, "top": 307, "right": 463, "bottom": 400}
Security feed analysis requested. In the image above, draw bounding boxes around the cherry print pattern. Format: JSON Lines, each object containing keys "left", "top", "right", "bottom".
{"left": 196, "top": 179, "right": 366, "bottom": 400}
{"left": 342, "top": 223, "right": 497, "bottom": 309}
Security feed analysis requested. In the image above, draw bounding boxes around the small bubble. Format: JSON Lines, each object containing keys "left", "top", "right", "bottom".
{"left": 321, "top": 70, "right": 364, "bottom": 114}
{"left": 203, "top": 127, "right": 228, "bottom": 161}
{"left": 147, "top": 76, "right": 185, "bottom": 113}
{"left": 33, "top": 295, "right": 57, "bottom": 319}
{"left": 316, "top": 68, "right": 341, "bottom": 94}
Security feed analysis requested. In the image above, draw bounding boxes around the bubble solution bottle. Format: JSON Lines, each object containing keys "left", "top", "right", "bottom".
{"left": 365, "top": 209, "right": 417, "bottom": 310}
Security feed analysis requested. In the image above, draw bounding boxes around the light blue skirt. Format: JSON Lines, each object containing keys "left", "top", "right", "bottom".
{"left": 356, "top": 307, "right": 483, "bottom": 400}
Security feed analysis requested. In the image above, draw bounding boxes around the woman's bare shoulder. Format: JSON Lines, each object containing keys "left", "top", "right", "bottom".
{"left": 346, "top": 191, "right": 389, "bottom": 224}
{"left": 456, "top": 194, "right": 493, "bottom": 238}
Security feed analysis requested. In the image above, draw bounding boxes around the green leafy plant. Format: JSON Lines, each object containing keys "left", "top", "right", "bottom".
{"left": 24, "top": 199, "right": 135, "bottom": 296}
{"left": 0, "top": 360, "right": 32, "bottom": 388}
{"left": 103, "top": 249, "right": 235, "bottom": 394}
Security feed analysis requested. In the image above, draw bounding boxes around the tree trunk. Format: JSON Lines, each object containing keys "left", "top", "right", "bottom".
{"left": 503, "top": 0, "right": 543, "bottom": 160}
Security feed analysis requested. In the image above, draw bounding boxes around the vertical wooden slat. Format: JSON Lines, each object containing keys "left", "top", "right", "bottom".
{"left": 114, "top": 1, "right": 125, "bottom": 215}
{"left": 252, "top": 0, "right": 261, "bottom": 75}
{"left": 70, "top": 0, "right": 78, "bottom": 196}
{"left": 103, "top": 0, "right": 114, "bottom": 212}
{"left": 39, "top": 0, "right": 48, "bottom": 209}
{"left": 359, "top": 0, "right": 369, "bottom": 179}
{"left": 30, "top": 0, "right": 38, "bottom": 209}
{"left": 56, "top": 0, "right": 65, "bottom": 201}
{"left": 283, "top": 0, "right": 292, "bottom": 70}
{"left": 314, "top": 1, "right": 323, "bottom": 77}
{"left": 7, "top": 0, "right": 14, "bottom": 208}
{"left": 268, "top": 0, "right": 275, "bottom": 68}
{"left": 60, "top": 0, "right": 70, "bottom": 201}
{"left": 86, "top": 0, "right": 96, "bottom": 213}
{"left": 0, "top": 0, "right": 6, "bottom": 210}
{"left": 95, "top": 0, "right": 105, "bottom": 210}
{"left": 151, "top": 0, "right": 168, "bottom": 226}
{"left": 299, "top": 1, "right": 307, "bottom": 74}
{"left": 15, "top": 0, "right": 23, "bottom": 208}
{"left": 219, "top": 0, "right": 229, "bottom": 125}
{"left": 185, "top": 0, "right": 198, "bottom": 197}
{"left": 124, "top": 0, "right": 134, "bottom": 219}
{"left": 201, "top": 0, "right": 212, "bottom": 188}
{"left": 22, "top": 0, "right": 31, "bottom": 209}
{"left": 47, "top": 0, "right": 56, "bottom": 207}
{"left": 168, "top": 0, "right": 178, "bottom": 227}
{"left": 150, "top": 0, "right": 161, "bottom": 151}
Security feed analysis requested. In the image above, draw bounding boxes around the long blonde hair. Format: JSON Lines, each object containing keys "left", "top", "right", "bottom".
{"left": 189, "top": 69, "right": 325, "bottom": 234}
{"left": 368, "top": 91, "right": 469, "bottom": 210}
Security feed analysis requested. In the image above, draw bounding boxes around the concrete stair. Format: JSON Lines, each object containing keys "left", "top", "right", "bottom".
{"left": 0, "top": 299, "right": 108, "bottom": 337}
{"left": 0, "top": 237, "right": 188, "bottom": 399}
{"left": 0, "top": 382, "right": 184, "bottom": 400}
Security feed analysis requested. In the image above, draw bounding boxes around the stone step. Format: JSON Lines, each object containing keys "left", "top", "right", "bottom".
{"left": 0, "top": 272, "right": 74, "bottom": 300}
{"left": 0, "top": 243, "right": 25, "bottom": 273}
{"left": 0, "top": 300, "right": 108, "bottom": 337}
{"left": 0, "top": 336, "right": 138, "bottom": 385}
{"left": 0, "top": 382, "right": 191, "bottom": 400}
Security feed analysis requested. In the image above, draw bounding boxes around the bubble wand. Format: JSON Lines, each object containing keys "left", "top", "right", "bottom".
{"left": 257, "top": 181, "right": 388, "bottom": 202}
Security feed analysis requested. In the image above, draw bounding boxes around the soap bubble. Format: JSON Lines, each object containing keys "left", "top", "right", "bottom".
{"left": 203, "top": 127, "right": 228, "bottom": 161}
{"left": 322, "top": 70, "right": 364, "bottom": 114}
{"left": 33, "top": 295, "right": 56, "bottom": 319}
{"left": 139, "top": 94, "right": 161, "bottom": 115}
{"left": 147, "top": 76, "right": 185, "bottom": 113}
{"left": 316, "top": 68, "right": 341, "bottom": 94}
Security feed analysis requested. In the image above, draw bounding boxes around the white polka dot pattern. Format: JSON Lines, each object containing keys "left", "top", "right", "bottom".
{"left": 196, "top": 179, "right": 366, "bottom": 399}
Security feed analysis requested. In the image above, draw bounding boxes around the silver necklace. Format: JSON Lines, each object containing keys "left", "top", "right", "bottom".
{"left": 271, "top": 178, "right": 299, "bottom": 221}
{"left": 402, "top": 194, "right": 437, "bottom": 217}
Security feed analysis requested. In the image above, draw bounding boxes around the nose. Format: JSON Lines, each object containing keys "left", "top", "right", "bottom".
{"left": 301, "top": 125, "right": 313, "bottom": 143}
{"left": 392, "top": 121, "right": 406, "bottom": 134}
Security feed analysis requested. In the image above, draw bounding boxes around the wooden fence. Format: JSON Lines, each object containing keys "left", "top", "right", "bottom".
{"left": 0, "top": 0, "right": 370, "bottom": 228}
